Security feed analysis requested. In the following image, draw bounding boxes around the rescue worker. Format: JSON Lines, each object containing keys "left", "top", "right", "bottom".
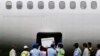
{"left": 57, "top": 43, "right": 65, "bottom": 56}
{"left": 47, "top": 44, "right": 57, "bottom": 56}
{"left": 30, "top": 43, "right": 41, "bottom": 56}
{"left": 9, "top": 45, "right": 16, "bottom": 56}
{"left": 21, "top": 45, "right": 30, "bottom": 56}
{"left": 73, "top": 43, "right": 82, "bottom": 56}
{"left": 95, "top": 44, "right": 100, "bottom": 56}
{"left": 87, "top": 42, "right": 94, "bottom": 56}
{"left": 82, "top": 43, "right": 90, "bottom": 56}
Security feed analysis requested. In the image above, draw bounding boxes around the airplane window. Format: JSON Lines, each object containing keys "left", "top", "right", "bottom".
{"left": 27, "top": 1, "right": 33, "bottom": 9}
{"left": 59, "top": 1, "right": 65, "bottom": 9}
{"left": 80, "top": 1, "right": 86, "bottom": 9}
{"left": 38, "top": 1, "right": 44, "bottom": 9}
{"left": 91, "top": 1, "right": 97, "bottom": 9}
{"left": 6, "top": 1, "right": 12, "bottom": 9}
{"left": 17, "top": 1, "right": 22, "bottom": 9}
{"left": 70, "top": 1, "right": 76, "bottom": 9}
{"left": 48, "top": 1, "right": 55, "bottom": 9}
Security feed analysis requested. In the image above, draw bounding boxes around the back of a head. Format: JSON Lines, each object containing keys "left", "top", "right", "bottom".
{"left": 11, "top": 45, "right": 16, "bottom": 49}
{"left": 97, "top": 44, "right": 100, "bottom": 49}
{"left": 58, "top": 43, "right": 63, "bottom": 48}
{"left": 74, "top": 43, "right": 79, "bottom": 48}
{"left": 51, "top": 44, "right": 55, "bottom": 48}
{"left": 83, "top": 43, "right": 88, "bottom": 48}
{"left": 32, "top": 43, "right": 39, "bottom": 49}
{"left": 88, "top": 42, "right": 92, "bottom": 47}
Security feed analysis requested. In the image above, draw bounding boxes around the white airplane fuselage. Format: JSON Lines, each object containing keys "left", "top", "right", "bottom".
{"left": 0, "top": 0, "right": 100, "bottom": 55}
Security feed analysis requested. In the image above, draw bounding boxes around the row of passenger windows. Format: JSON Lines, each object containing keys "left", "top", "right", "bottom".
{"left": 6, "top": 1, "right": 97, "bottom": 10}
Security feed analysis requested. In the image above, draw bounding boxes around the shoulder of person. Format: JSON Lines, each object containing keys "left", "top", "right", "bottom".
{"left": 30, "top": 49, "right": 33, "bottom": 53}
{"left": 11, "top": 49, "right": 16, "bottom": 52}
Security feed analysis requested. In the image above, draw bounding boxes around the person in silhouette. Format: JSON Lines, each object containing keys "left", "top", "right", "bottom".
{"left": 73, "top": 43, "right": 82, "bottom": 56}
{"left": 96, "top": 44, "right": 100, "bottom": 56}
{"left": 9, "top": 45, "right": 17, "bottom": 56}
{"left": 87, "top": 42, "right": 94, "bottom": 56}
{"left": 30, "top": 43, "right": 41, "bottom": 56}
{"left": 57, "top": 43, "right": 65, "bottom": 56}
{"left": 47, "top": 44, "right": 57, "bottom": 56}
{"left": 21, "top": 45, "right": 30, "bottom": 56}
{"left": 82, "top": 43, "right": 90, "bottom": 56}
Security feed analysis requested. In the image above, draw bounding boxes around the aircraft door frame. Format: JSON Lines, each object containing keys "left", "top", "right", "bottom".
{"left": 36, "top": 32, "right": 62, "bottom": 46}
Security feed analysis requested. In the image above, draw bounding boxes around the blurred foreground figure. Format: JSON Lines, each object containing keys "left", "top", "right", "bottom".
{"left": 82, "top": 43, "right": 90, "bottom": 56}
{"left": 21, "top": 45, "right": 30, "bottom": 56}
{"left": 73, "top": 43, "right": 82, "bottom": 56}
{"left": 30, "top": 43, "right": 41, "bottom": 56}
{"left": 57, "top": 43, "right": 65, "bottom": 56}
{"left": 9, "top": 45, "right": 16, "bottom": 56}
{"left": 95, "top": 44, "right": 100, "bottom": 56}
{"left": 39, "top": 46, "right": 47, "bottom": 56}
{"left": 47, "top": 44, "right": 57, "bottom": 56}
{"left": 87, "top": 42, "right": 94, "bottom": 56}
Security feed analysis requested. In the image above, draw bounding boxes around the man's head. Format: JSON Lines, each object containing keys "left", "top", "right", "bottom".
{"left": 11, "top": 44, "right": 16, "bottom": 49}
{"left": 97, "top": 44, "right": 100, "bottom": 49}
{"left": 32, "top": 43, "right": 39, "bottom": 49}
{"left": 73, "top": 43, "right": 79, "bottom": 48}
{"left": 88, "top": 42, "right": 92, "bottom": 47}
{"left": 83, "top": 43, "right": 88, "bottom": 48}
{"left": 51, "top": 44, "right": 55, "bottom": 48}
{"left": 58, "top": 43, "right": 63, "bottom": 48}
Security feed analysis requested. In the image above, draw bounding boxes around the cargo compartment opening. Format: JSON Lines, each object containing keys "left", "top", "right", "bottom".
{"left": 36, "top": 32, "right": 62, "bottom": 48}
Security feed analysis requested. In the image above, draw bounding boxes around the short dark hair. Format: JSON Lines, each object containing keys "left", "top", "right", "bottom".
{"left": 11, "top": 45, "right": 16, "bottom": 49}
{"left": 83, "top": 43, "right": 88, "bottom": 47}
{"left": 88, "top": 42, "right": 92, "bottom": 47}
{"left": 73, "top": 43, "right": 79, "bottom": 48}
{"left": 58, "top": 43, "right": 63, "bottom": 48}
{"left": 32, "top": 43, "right": 39, "bottom": 49}
{"left": 51, "top": 44, "right": 55, "bottom": 48}
{"left": 97, "top": 44, "right": 100, "bottom": 49}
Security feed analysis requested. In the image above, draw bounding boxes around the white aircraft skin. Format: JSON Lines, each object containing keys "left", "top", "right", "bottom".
{"left": 0, "top": 0, "right": 100, "bottom": 55}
